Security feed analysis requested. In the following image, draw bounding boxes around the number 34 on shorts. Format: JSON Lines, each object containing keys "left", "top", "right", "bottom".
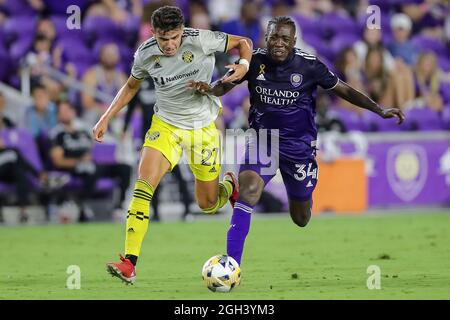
{"left": 293, "top": 161, "right": 318, "bottom": 182}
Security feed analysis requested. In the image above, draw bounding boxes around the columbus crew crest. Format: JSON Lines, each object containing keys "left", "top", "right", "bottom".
{"left": 182, "top": 51, "right": 194, "bottom": 63}
{"left": 154, "top": 56, "right": 162, "bottom": 68}
{"left": 146, "top": 131, "right": 160, "bottom": 141}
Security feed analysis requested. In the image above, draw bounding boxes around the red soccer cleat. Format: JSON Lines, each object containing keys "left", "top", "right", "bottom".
{"left": 224, "top": 171, "right": 239, "bottom": 208}
{"left": 106, "top": 254, "right": 136, "bottom": 285}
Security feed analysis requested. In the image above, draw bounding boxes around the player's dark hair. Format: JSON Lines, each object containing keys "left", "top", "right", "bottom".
{"left": 151, "top": 6, "right": 184, "bottom": 32}
{"left": 267, "top": 16, "right": 296, "bottom": 34}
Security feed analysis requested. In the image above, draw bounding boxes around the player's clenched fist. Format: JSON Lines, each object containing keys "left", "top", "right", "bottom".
{"left": 92, "top": 117, "right": 109, "bottom": 142}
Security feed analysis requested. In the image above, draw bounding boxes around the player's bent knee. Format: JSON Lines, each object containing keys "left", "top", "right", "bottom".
{"left": 239, "top": 175, "right": 264, "bottom": 206}
{"left": 198, "top": 199, "right": 217, "bottom": 211}
{"left": 290, "top": 209, "right": 311, "bottom": 228}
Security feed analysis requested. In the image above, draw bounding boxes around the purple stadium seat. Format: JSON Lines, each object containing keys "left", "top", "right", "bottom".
{"left": 0, "top": 50, "right": 12, "bottom": 81}
{"left": 58, "top": 38, "right": 94, "bottom": 63}
{"left": 438, "top": 56, "right": 450, "bottom": 72}
{"left": 62, "top": 177, "right": 117, "bottom": 192}
{"left": 320, "top": 12, "right": 359, "bottom": 40}
{"left": 327, "top": 107, "right": 367, "bottom": 132}
{"left": 412, "top": 35, "right": 446, "bottom": 55}
{"left": 0, "top": 128, "right": 43, "bottom": 172}
{"left": 3, "top": 16, "right": 37, "bottom": 45}
{"left": 368, "top": 0, "right": 391, "bottom": 12}
{"left": 82, "top": 16, "right": 126, "bottom": 45}
{"left": 329, "top": 33, "right": 360, "bottom": 57}
{"left": 293, "top": 14, "right": 320, "bottom": 37}
{"left": 403, "top": 108, "right": 442, "bottom": 131}
{"left": 50, "top": 15, "right": 69, "bottom": 34}
{"left": 0, "top": 182, "right": 14, "bottom": 194}
{"left": 43, "top": 0, "right": 91, "bottom": 15}
{"left": 131, "top": 112, "right": 143, "bottom": 140}
{"left": 2, "top": 0, "right": 37, "bottom": 16}
{"left": 441, "top": 105, "right": 450, "bottom": 130}
{"left": 9, "top": 35, "right": 33, "bottom": 61}
{"left": 92, "top": 143, "right": 117, "bottom": 165}
{"left": 302, "top": 34, "right": 334, "bottom": 61}
{"left": 362, "top": 110, "right": 402, "bottom": 132}
{"left": 0, "top": 27, "right": 5, "bottom": 46}
{"left": 440, "top": 81, "right": 450, "bottom": 104}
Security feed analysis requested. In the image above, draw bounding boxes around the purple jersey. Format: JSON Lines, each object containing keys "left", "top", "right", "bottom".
{"left": 237, "top": 48, "right": 338, "bottom": 160}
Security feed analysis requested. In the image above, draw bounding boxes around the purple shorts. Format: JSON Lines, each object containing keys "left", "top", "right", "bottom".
{"left": 239, "top": 135, "right": 318, "bottom": 201}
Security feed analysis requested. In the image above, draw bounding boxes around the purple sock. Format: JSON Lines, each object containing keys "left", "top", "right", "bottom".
{"left": 227, "top": 200, "right": 253, "bottom": 265}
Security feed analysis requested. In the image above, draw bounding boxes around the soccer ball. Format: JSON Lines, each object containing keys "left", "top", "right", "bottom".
{"left": 201, "top": 254, "right": 241, "bottom": 292}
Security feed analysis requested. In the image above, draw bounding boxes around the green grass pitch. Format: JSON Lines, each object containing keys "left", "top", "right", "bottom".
{"left": 1, "top": 212, "right": 449, "bottom": 300}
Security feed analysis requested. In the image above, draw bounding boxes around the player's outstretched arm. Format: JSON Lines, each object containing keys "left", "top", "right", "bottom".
{"left": 332, "top": 79, "right": 405, "bottom": 125}
{"left": 222, "top": 35, "right": 253, "bottom": 84}
{"left": 92, "top": 76, "right": 142, "bottom": 142}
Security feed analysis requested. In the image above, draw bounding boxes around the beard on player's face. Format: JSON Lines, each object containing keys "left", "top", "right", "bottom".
{"left": 266, "top": 24, "right": 296, "bottom": 63}
{"left": 154, "top": 27, "right": 184, "bottom": 56}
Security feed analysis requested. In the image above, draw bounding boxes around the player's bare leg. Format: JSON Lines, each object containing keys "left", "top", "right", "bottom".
{"left": 106, "top": 147, "right": 170, "bottom": 284}
{"left": 195, "top": 177, "right": 220, "bottom": 210}
{"left": 288, "top": 198, "right": 312, "bottom": 228}
{"left": 195, "top": 172, "right": 238, "bottom": 214}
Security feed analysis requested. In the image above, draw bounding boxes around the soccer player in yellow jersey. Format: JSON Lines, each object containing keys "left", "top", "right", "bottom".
{"left": 92, "top": 6, "right": 252, "bottom": 284}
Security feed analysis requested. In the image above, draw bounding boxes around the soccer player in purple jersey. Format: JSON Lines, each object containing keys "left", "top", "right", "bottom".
{"left": 189, "top": 16, "right": 405, "bottom": 266}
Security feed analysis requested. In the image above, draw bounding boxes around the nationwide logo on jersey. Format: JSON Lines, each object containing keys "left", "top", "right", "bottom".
{"left": 256, "top": 64, "right": 266, "bottom": 81}
{"left": 154, "top": 56, "right": 162, "bottom": 68}
{"left": 182, "top": 51, "right": 194, "bottom": 63}
{"left": 290, "top": 73, "right": 303, "bottom": 87}
{"left": 146, "top": 131, "right": 160, "bottom": 141}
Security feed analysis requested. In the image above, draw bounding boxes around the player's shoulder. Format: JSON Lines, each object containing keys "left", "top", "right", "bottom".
{"left": 294, "top": 48, "right": 318, "bottom": 62}
{"left": 182, "top": 27, "right": 200, "bottom": 38}
{"left": 252, "top": 48, "right": 268, "bottom": 57}
{"left": 136, "top": 37, "right": 160, "bottom": 57}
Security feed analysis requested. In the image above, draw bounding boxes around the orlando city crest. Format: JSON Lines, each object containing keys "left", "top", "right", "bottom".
{"left": 182, "top": 51, "right": 194, "bottom": 63}
{"left": 290, "top": 73, "right": 303, "bottom": 87}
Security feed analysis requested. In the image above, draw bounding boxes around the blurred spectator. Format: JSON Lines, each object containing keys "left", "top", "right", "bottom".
{"left": 409, "top": 51, "right": 445, "bottom": 112}
{"left": 24, "top": 18, "right": 66, "bottom": 100}
{"left": 49, "top": 100, "right": 132, "bottom": 222}
{"left": 24, "top": 84, "right": 57, "bottom": 138}
{"left": 220, "top": 1, "right": 263, "bottom": 47}
{"left": 387, "top": 13, "right": 419, "bottom": 66}
{"left": 363, "top": 47, "right": 390, "bottom": 105}
{"left": 0, "top": 92, "right": 14, "bottom": 129}
{"left": 0, "top": 141, "right": 43, "bottom": 223}
{"left": 81, "top": 43, "right": 127, "bottom": 128}
{"left": 401, "top": 0, "right": 447, "bottom": 37}
{"left": 353, "top": 28, "right": 395, "bottom": 72}
{"left": 85, "top": 0, "right": 142, "bottom": 24}
{"left": 207, "top": 0, "right": 241, "bottom": 25}
{"left": 334, "top": 47, "right": 366, "bottom": 115}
